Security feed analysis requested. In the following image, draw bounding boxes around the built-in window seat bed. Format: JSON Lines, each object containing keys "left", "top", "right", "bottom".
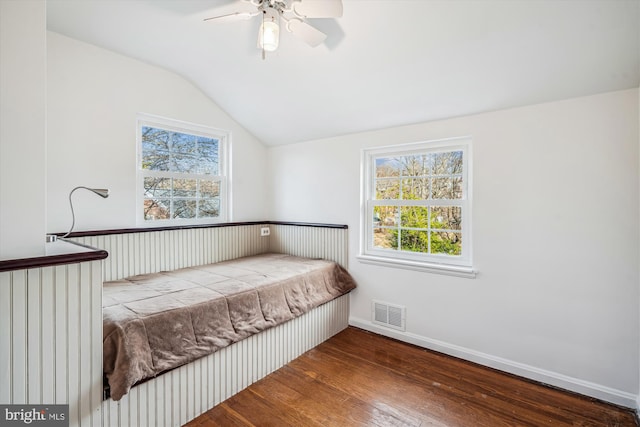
{"left": 103, "top": 252, "right": 357, "bottom": 401}
{"left": 60, "top": 221, "right": 353, "bottom": 426}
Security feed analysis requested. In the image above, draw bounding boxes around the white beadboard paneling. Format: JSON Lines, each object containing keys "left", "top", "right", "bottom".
{"left": 0, "top": 261, "right": 103, "bottom": 426}
{"left": 102, "top": 293, "right": 350, "bottom": 427}
{"left": 26, "top": 269, "right": 41, "bottom": 403}
{"left": 11, "top": 270, "right": 27, "bottom": 404}
{"left": 89, "top": 261, "right": 103, "bottom": 426}
{"left": 102, "top": 295, "right": 349, "bottom": 427}
{"left": 0, "top": 271, "right": 13, "bottom": 403}
{"left": 73, "top": 224, "right": 272, "bottom": 282}
{"left": 72, "top": 223, "right": 348, "bottom": 281}
{"left": 53, "top": 266, "right": 68, "bottom": 405}
{"left": 67, "top": 264, "right": 80, "bottom": 426}
{"left": 269, "top": 224, "right": 348, "bottom": 267}
{"left": 40, "top": 267, "right": 55, "bottom": 404}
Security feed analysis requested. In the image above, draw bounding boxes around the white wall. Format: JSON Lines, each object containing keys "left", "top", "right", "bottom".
{"left": 0, "top": 0, "right": 47, "bottom": 259}
{"left": 47, "top": 32, "right": 268, "bottom": 233}
{"left": 268, "top": 89, "right": 640, "bottom": 406}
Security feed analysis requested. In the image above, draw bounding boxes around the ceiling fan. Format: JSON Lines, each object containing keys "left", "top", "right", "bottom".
{"left": 204, "top": 0, "right": 343, "bottom": 58}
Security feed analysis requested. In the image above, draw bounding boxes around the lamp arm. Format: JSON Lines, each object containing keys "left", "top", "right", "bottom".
{"left": 61, "top": 186, "right": 109, "bottom": 238}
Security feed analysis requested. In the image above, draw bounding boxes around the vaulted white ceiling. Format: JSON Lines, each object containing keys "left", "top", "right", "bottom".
{"left": 47, "top": 0, "right": 640, "bottom": 146}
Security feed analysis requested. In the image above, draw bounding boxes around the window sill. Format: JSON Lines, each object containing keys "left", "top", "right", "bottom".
{"left": 357, "top": 254, "right": 476, "bottom": 279}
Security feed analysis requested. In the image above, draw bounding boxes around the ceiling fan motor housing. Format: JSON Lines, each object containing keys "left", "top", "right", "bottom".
{"left": 209, "top": 0, "right": 343, "bottom": 53}
{"left": 253, "top": 0, "right": 290, "bottom": 14}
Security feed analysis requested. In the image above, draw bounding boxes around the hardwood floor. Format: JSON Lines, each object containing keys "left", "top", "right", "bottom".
{"left": 185, "top": 327, "right": 638, "bottom": 427}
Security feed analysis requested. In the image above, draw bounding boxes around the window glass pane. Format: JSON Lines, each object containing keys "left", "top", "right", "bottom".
{"left": 198, "top": 199, "right": 220, "bottom": 218}
{"left": 401, "top": 178, "right": 429, "bottom": 200}
{"left": 144, "top": 199, "right": 170, "bottom": 220}
{"left": 400, "top": 206, "right": 429, "bottom": 229}
{"left": 431, "top": 232, "right": 462, "bottom": 255}
{"left": 376, "top": 178, "right": 400, "bottom": 199}
{"left": 198, "top": 138, "right": 219, "bottom": 175}
{"left": 142, "top": 127, "right": 170, "bottom": 150}
{"left": 172, "top": 132, "right": 197, "bottom": 154}
{"left": 141, "top": 127, "right": 171, "bottom": 171}
{"left": 199, "top": 180, "right": 220, "bottom": 198}
{"left": 373, "top": 227, "right": 397, "bottom": 250}
{"left": 173, "top": 179, "right": 197, "bottom": 197}
{"left": 450, "top": 151, "right": 463, "bottom": 174}
{"left": 452, "top": 177, "right": 463, "bottom": 199}
{"left": 374, "top": 206, "right": 399, "bottom": 227}
{"left": 433, "top": 152, "right": 454, "bottom": 175}
{"left": 401, "top": 154, "right": 430, "bottom": 177}
{"left": 198, "top": 159, "right": 218, "bottom": 175}
{"left": 431, "top": 207, "right": 462, "bottom": 230}
{"left": 142, "top": 151, "right": 170, "bottom": 171}
{"left": 400, "top": 229, "right": 429, "bottom": 253}
{"left": 432, "top": 177, "right": 454, "bottom": 199}
{"left": 144, "top": 177, "right": 171, "bottom": 198}
{"left": 172, "top": 154, "right": 198, "bottom": 173}
{"left": 375, "top": 157, "right": 401, "bottom": 177}
{"left": 173, "top": 200, "right": 196, "bottom": 219}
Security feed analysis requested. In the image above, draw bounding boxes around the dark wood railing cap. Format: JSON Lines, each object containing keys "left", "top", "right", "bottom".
{"left": 0, "top": 239, "right": 108, "bottom": 273}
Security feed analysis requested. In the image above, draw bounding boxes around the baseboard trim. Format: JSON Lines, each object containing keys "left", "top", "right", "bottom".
{"left": 349, "top": 317, "right": 637, "bottom": 409}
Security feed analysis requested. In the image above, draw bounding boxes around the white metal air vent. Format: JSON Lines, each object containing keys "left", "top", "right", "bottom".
{"left": 372, "top": 300, "right": 406, "bottom": 331}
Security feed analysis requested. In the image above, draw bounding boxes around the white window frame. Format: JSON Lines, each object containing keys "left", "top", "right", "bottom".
{"left": 136, "top": 113, "right": 231, "bottom": 226}
{"left": 358, "top": 136, "right": 475, "bottom": 278}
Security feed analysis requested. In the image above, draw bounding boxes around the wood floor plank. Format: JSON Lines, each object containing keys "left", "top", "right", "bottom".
{"left": 219, "top": 386, "right": 320, "bottom": 427}
{"left": 202, "top": 402, "right": 255, "bottom": 426}
{"left": 318, "top": 333, "right": 577, "bottom": 425}
{"left": 251, "top": 366, "right": 404, "bottom": 426}
{"left": 187, "top": 327, "right": 638, "bottom": 427}
{"left": 288, "top": 349, "right": 460, "bottom": 424}
{"left": 327, "top": 328, "right": 634, "bottom": 425}
{"left": 291, "top": 345, "right": 521, "bottom": 427}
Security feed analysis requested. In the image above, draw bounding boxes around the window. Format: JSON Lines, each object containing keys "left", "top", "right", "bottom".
{"left": 359, "top": 137, "right": 473, "bottom": 277}
{"left": 137, "top": 114, "right": 230, "bottom": 225}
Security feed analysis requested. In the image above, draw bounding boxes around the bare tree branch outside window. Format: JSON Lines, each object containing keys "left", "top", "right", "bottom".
{"left": 141, "top": 126, "right": 221, "bottom": 221}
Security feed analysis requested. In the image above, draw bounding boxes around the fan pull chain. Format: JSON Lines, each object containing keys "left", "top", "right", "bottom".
{"left": 262, "top": 10, "right": 266, "bottom": 60}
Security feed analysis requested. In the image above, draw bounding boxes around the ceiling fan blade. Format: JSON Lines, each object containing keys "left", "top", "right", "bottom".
{"left": 292, "top": 0, "right": 343, "bottom": 18}
{"left": 203, "top": 11, "right": 258, "bottom": 23}
{"left": 287, "top": 19, "right": 327, "bottom": 47}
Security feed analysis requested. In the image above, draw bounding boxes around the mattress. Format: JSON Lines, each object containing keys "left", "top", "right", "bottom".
{"left": 102, "top": 253, "right": 357, "bottom": 401}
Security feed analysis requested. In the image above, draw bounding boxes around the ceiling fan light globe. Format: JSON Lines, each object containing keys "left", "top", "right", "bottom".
{"left": 260, "top": 20, "right": 280, "bottom": 51}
